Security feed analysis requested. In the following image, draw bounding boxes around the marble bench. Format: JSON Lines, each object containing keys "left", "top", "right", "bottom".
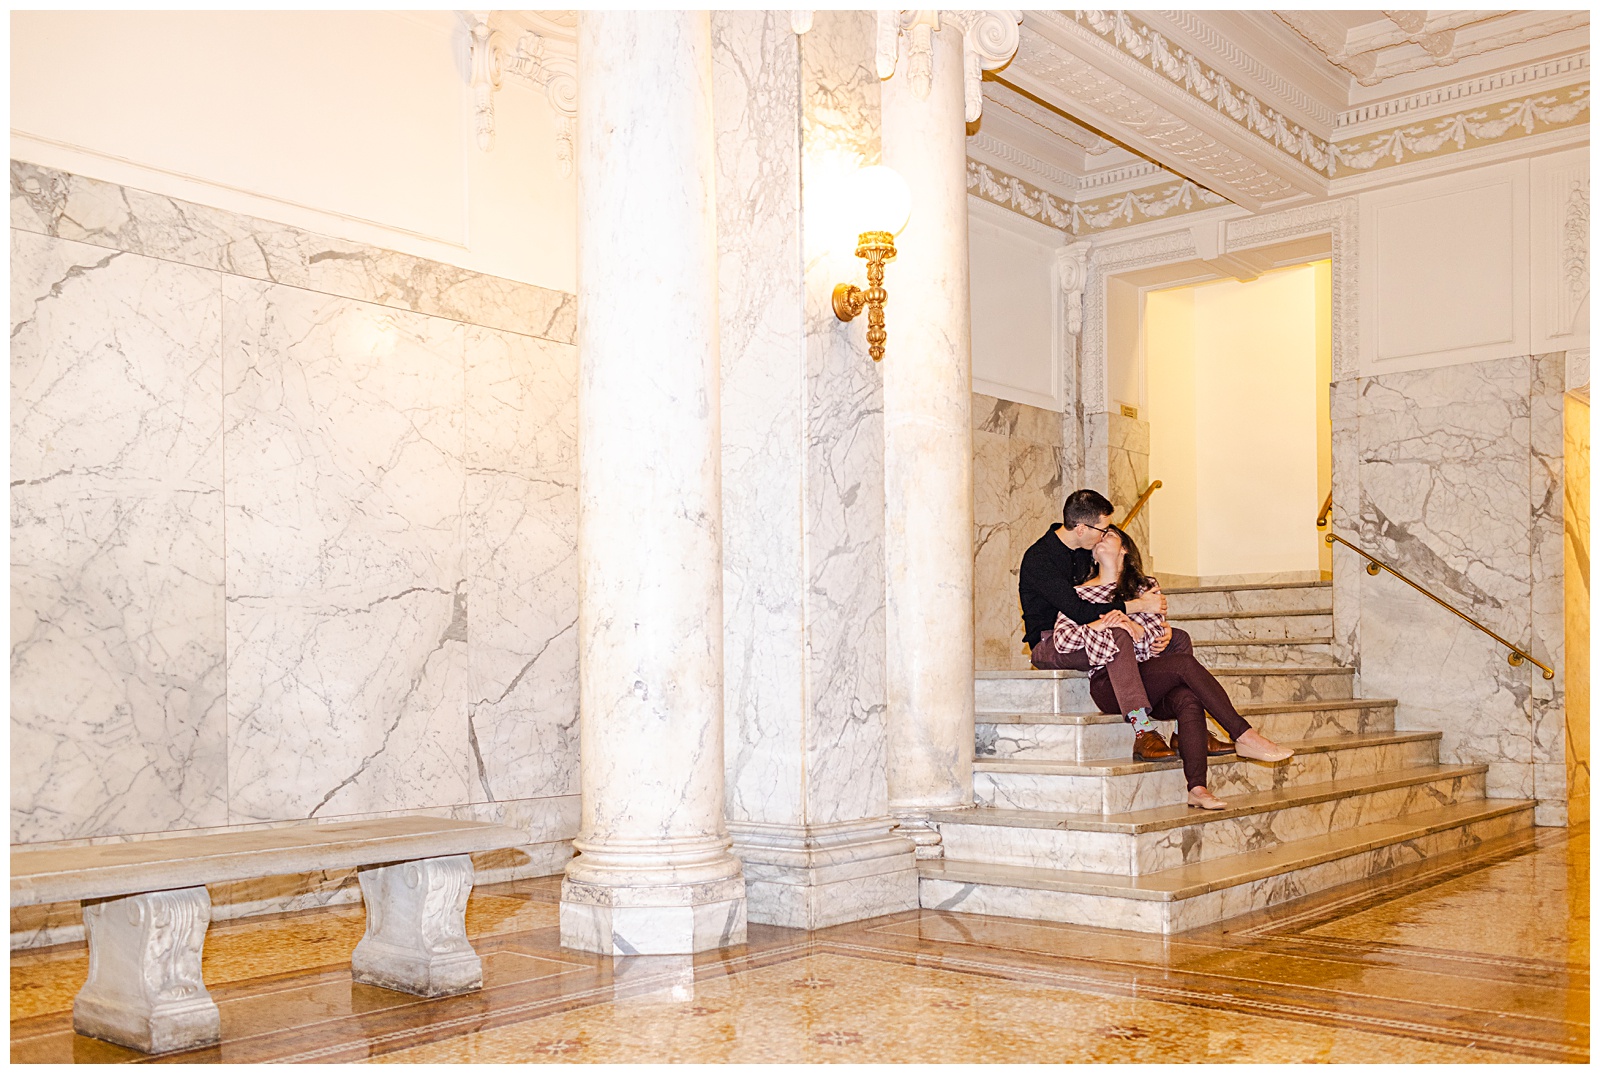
{"left": 10, "top": 815, "right": 526, "bottom": 1054}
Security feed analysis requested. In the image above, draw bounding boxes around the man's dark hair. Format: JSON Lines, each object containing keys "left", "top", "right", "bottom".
{"left": 1062, "top": 488, "right": 1115, "bottom": 528}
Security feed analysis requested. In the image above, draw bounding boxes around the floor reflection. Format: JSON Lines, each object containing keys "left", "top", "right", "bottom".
{"left": 11, "top": 826, "right": 1588, "bottom": 1063}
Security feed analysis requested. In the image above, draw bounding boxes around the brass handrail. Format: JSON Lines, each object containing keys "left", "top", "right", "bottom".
{"left": 1316, "top": 491, "right": 1333, "bottom": 529}
{"left": 1120, "top": 480, "right": 1162, "bottom": 527}
{"left": 1324, "top": 532, "right": 1554, "bottom": 679}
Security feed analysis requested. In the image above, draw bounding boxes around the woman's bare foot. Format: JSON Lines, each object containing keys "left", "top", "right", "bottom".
{"left": 1235, "top": 728, "right": 1294, "bottom": 763}
{"left": 1187, "top": 786, "right": 1227, "bottom": 810}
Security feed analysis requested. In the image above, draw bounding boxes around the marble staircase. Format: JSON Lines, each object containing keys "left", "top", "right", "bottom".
{"left": 925, "top": 579, "right": 1536, "bottom": 933}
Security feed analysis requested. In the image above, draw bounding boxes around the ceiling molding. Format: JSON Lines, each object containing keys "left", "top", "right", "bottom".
{"left": 1336, "top": 52, "right": 1589, "bottom": 133}
{"left": 966, "top": 157, "right": 1231, "bottom": 239}
{"left": 1006, "top": 12, "right": 1328, "bottom": 211}
{"left": 1144, "top": 10, "right": 1340, "bottom": 128}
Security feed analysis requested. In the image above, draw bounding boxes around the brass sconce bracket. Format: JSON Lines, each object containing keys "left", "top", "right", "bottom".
{"left": 832, "top": 231, "right": 897, "bottom": 361}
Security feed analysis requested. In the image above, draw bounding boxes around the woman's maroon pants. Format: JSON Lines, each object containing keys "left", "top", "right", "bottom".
{"left": 1087, "top": 629, "right": 1254, "bottom": 790}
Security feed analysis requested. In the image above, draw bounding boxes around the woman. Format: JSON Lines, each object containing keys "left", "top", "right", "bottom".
{"left": 1056, "top": 525, "right": 1294, "bottom": 810}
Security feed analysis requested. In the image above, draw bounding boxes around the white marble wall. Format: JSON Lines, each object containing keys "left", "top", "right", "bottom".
{"left": 715, "top": 10, "right": 915, "bottom": 928}
{"left": 1347, "top": 353, "right": 1569, "bottom": 822}
{"left": 11, "top": 163, "right": 580, "bottom": 905}
{"left": 972, "top": 394, "right": 1066, "bottom": 670}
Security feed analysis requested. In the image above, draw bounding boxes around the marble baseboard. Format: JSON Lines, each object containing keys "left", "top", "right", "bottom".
{"left": 744, "top": 867, "right": 919, "bottom": 931}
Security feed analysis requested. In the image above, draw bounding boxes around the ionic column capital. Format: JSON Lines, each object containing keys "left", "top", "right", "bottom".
{"left": 874, "top": 10, "right": 1022, "bottom": 121}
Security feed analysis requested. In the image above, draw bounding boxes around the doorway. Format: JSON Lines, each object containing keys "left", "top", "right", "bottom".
{"left": 1140, "top": 260, "right": 1332, "bottom": 587}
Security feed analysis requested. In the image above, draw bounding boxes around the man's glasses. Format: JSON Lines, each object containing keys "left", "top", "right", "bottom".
{"left": 1079, "top": 522, "right": 1110, "bottom": 536}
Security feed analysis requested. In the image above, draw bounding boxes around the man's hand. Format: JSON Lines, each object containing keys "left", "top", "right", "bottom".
{"left": 1126, "top": 586, "right": 1167, "bottom": 616}
{"left": 1148, "top": 625, "right": 1173, "bottom": 655}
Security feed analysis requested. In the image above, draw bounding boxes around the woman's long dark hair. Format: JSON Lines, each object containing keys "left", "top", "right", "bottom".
{"left": 1105, "top": 524, "right": 1154, "bottom": 603}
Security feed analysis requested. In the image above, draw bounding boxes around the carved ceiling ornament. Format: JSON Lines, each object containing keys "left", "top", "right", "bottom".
{"left": 464, "top": 11, "right": 578, "bottom": 177}
{"left": 874, "top": 10, "right": 1023, "bottom": 122}
{"left": 1024, "top": 10, "right": 1591, "bottom": 195}
{"left": 1055, "top": 241, "right": 1092, "bottom": 335}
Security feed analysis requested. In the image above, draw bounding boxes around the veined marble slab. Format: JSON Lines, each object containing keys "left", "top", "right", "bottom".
{"left": 1172, "top": 610, "right": 1333, "bottom": 642}
{"left": 11, "top": 232, "right": 227, "bottom": 843}
{"left": 10, "top": 161, "right": 575, "bottom": 344}
{"left": 1163, "top": 582, "right": 1332, "bottom": 617}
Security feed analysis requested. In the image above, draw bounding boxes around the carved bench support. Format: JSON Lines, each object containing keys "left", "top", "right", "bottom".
{"left": 73, "top": 886, "right": 221, "bottom": 1054}
{"left": 351, "top": 854, "right": 481, "bottom": 996}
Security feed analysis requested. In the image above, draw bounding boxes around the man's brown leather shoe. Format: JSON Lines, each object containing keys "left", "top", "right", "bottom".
{"left": 1132, "top": 730, "right": 1177, "bottom": 762}
{"left": 1206, "top": 731, "right": 1235, "bottom": 756}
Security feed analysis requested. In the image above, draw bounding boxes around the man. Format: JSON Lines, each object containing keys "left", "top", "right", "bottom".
{"left": 1018, "top": 489, "right": 1179, "bottom": 761}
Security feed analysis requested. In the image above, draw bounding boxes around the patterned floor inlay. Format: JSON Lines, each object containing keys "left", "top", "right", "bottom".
{"left": 9, "top": 828, "right": 1588, "bottom": 1063}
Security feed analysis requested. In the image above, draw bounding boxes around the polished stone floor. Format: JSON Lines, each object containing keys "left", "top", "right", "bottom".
{"left": 11, "top": 826, "right": 1588, "bottom": 1063}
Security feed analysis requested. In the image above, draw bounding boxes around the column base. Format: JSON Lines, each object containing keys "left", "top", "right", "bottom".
{"left": 731, "top": 819, "right": 919, "bottom": 930}
{"left": 73, "top": 887, "right": 220, "bottom": 1055}
{"left": 350, "top": 855, "right": 482, "bottom": 997}
{"left": 560, "top": 875, "right": 746, "bottom": 955}
{"left": 892, "top": 816, "right": 947, "bottom": 860}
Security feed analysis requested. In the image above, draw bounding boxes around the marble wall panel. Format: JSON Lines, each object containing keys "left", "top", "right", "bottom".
{"left": 11, "top": 232, "right": 227, "bottom": 842}
{"left": 12, "top": 164, "right": 583, "bottom": 861}
{"left": 463, "top": 328, "right": 579, "bottom": 805}
{"left": 798, "top": 9, "right": 891, "bottom": 826}
{"left": 715, "top": 9, "right": 809, "bottom": 829}
{"left": 10, "top": 162, "right": 575, "bottom": 344}
{"left": 1563, "top": 392, "right": 1590, "bottom": 819}
{"left": 1105, "top": 410, "right": 1151, "bottom": 554}
{"left": 972, "top": 393, "right": 1065, "bottom": 670}
{"left": 223, "top": 277, "right": 470, "bottom": 821}
{"left": 1351, "top": 354, "right": 1566, "bottom": 811}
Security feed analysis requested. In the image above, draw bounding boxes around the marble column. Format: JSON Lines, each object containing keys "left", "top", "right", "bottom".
{"left": 714, "top": 10, "right": 918, "bottom": 930}
{"left": 880, "top": 12, "right": 1018, "bottom": 852}
{"left": 561, "top": 11, "right": 746, "bottom": 955}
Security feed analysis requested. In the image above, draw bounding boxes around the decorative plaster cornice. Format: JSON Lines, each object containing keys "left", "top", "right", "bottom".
{"left": 1065, "top": 10, "right": 1337, "bottom": 177}
{"left": 1151, "top": 9, "right": 1337, "bottom": 128}
{"left": 1026, "top": 11, "right": 1590, "bottom": 184}
{"left": 967, "top": 131, "right": 1080, "bottom": 200}
{"left": 966, "top": 158, "right": 1230, "bottom": 238}
{"left": 1335, "top": 53, "right": 1589, "bottom": 130}
{"left": 1074, "top": 161, "right": 1170, "bottom": 193}
{"left": 982, "top": 82, "right": 1115, "bottom": 155}
{"left": 1330, "top": 82, "right": 1590, "bottom": 176}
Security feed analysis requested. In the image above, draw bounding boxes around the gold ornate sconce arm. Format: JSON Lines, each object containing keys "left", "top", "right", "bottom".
{"left": 832, "top": 231, "right": 897, "bottom": 362}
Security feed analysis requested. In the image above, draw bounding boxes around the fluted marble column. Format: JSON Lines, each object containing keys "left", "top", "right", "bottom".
{"left": 561, "top": 10, "right": 746, "bottom": 955}
{"left": 881, "top": 12, "right": 1019, "bottom": 852}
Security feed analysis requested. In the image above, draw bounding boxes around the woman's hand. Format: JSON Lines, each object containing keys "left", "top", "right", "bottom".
{"left": 1094, "top": 610, "right": 1145, "bottom": 642}
{"left": 1126, "top": 585, "right": 1166, "bottom": 616}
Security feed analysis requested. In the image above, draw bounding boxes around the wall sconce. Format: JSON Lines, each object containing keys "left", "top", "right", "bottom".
{"left": 832, "top": 165, "right": 912, "bottom": 362}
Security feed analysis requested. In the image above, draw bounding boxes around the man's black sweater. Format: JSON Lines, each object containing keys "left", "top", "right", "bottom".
{"left": 1018, "top": 523, "right": 1125, "bottom": 646}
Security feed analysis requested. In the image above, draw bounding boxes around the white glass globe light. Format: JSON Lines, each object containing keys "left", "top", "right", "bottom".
{"left": 849, "top": 165, "right": 912, "bottom": 238}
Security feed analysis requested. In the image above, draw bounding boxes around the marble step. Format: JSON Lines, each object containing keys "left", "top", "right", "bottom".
{"left": 976, "top": 666, "right": 1355, "bottom": 714}
{"left": 976, "top": 698, "right": 1398, "bottom": 763}
{"left": 1171, "top": 608, "right": 1333, "bottom": 642}
{"left": 1162, "top": 580, "right": 1332, "bottom": 617}
{"left": 947, "top": 752, "right": 1468, "bottom": 875}
{"left": 1193, "top": 638, "right": 1334, "bottom": 666}
{"left": 972, "top": 733, "right": 1447, "bottom": 813}
{"left": 919, "top": 796, "right": 1534, "bottom": 933}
